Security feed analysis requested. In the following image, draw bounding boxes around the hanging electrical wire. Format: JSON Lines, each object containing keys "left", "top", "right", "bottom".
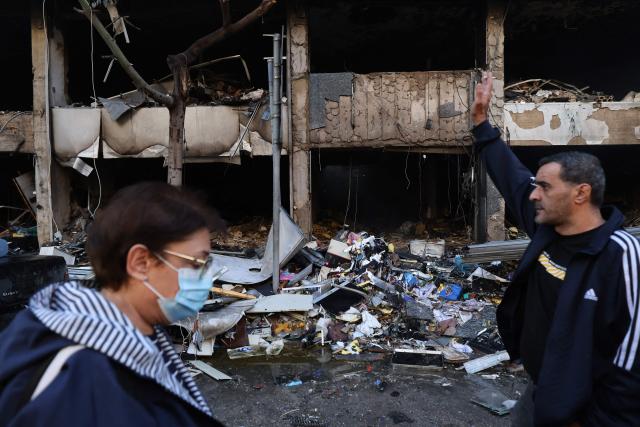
{"left": 343, "top": 156, "right": 352, "bottom": 226}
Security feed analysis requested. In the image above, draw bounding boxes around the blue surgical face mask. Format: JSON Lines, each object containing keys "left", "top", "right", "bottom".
{"left": 142, "top": 253, "right": 224, "bottom": 323}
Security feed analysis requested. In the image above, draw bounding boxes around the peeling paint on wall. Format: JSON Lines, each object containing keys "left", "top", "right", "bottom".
{"left": 503, "top": 102, "right": 631, "bottom": 145}
{"left": 509, "top": 109, "right": 544, "bottom": 129}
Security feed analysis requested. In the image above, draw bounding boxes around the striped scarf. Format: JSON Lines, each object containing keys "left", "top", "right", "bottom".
{"left": 29, "top": 281, "right": 212, "bottom": 417}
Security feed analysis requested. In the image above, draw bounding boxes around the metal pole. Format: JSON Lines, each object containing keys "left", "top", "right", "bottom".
{"left": 285, "top": 23, "right": 294, "bottom": 215}
{"left": 270, "top": 34, "right": 282, "bottom": 293}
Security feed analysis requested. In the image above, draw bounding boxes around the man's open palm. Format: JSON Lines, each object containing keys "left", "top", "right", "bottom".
{"left": 471, "top": 71, "right": 493, "bottom": 125}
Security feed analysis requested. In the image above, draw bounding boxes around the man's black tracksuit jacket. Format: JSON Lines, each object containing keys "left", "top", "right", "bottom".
{"left": 473, "top": 120, "right": 640, "bottom": 426}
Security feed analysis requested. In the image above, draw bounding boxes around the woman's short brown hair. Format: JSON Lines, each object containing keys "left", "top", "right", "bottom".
{"left": 86, "top": 181, "right": 223, "bottom": 289}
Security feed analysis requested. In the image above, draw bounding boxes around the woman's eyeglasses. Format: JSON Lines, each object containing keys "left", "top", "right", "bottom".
{"left": 162, "top": 249, "right": 213, "bottom": 279}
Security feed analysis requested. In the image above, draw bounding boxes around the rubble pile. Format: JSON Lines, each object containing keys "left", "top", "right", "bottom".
{"left": 0, "top": 209, "right": 535, "bottom": 416}
{"left": 169, "top": 219, "right": 516, "bottom": 382}
{"left": 505, "top": 79, "right": 614, "bottom": 103}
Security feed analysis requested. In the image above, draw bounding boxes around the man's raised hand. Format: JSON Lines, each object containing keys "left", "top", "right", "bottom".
{"left": 471, "top": 71, "right": 493, "bottom": 126}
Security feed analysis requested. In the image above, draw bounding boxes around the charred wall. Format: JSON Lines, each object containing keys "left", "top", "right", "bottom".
{"left": 1, "top": 3, "right": 33, "bottom": 110}
{"left": 311, "top": 149, "right": 474, "bottom": 232}
{"left": 505, "top": 0, "right": 640, "bottom": 100}
{"left": 308, "top": 0, "right": 481, "bottom": 74}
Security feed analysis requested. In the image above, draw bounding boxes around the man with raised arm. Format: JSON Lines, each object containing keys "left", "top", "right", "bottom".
{"left": 471, "top": 72, "right": 640, "bottom": 426}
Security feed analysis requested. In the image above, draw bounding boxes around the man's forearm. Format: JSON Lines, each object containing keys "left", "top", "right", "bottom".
{"left": 472, "top": 121, "right": 537, "bottom": 237}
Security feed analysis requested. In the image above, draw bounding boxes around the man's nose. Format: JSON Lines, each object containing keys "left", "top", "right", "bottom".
{"left": 529, "top": 187, "right": 540, "bottom": 201}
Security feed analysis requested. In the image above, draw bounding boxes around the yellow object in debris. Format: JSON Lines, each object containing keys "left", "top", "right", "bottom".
{"left": 379, "top": 308, "right": 394, "bottom": 315}
{"left": 388, "top": 243, "right": 395, "bottom": 253}
{"left": 273, "top": 320, "right": 306, "bottom": 335}
{"left": 340, "top": 340, "right": 362, "bottom": 355}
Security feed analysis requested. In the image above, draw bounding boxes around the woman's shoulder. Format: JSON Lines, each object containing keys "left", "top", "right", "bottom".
{"left": 0, "top": 309, "right": 72, "bottom": 377}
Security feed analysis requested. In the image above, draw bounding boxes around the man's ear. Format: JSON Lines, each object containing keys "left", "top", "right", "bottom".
{"left": 574, "top": 183, "right": 592, "bottom": 205}
{"left": 126, "top": 244, "right": 154, "bottom": 281}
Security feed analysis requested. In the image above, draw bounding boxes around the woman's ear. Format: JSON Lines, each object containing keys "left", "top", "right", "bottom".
{"left": 126, "top": 244, "right": 154, "bottom": 281}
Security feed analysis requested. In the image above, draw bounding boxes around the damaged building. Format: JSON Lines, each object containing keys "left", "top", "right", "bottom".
{"left": 2, "top": 2, "right": 640, "bottom": 424}
{"left": 2, "top": 0, "right": 640, "bottom": 247}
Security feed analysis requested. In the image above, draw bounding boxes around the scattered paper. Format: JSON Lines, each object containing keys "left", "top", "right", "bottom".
{"left": 353, "top": 310, "right": 382, "bottom": 338}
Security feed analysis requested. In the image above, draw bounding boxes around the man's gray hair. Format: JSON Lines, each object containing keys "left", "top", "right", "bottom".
{"left": 538, "top": 151, "right": 606, "bottom": 206}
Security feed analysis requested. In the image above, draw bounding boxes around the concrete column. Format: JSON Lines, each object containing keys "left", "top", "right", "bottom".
{"left": 480, "top": 0, "right": 506, "bottom": 241}
{"left": 31, "top": 2, "right": 72, "bottom": 245}
{"left": 287, "top": 0, "right": 312, "bottom": 236}
{"left": 31, "top": 0, "right": 55, "bottom": 245}
{"left": 49, "top": 26, "right": 69, "bottom": 107}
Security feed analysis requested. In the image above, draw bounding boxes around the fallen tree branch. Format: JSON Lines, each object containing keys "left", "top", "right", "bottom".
{"left": 179, "top": 0, "right": 277, "bottom": 66}
{"left": 155, "top": 55, "right": 251, "bottom": 83}
{"left": 77, "top": 0, "right": 174, "bottom": 107}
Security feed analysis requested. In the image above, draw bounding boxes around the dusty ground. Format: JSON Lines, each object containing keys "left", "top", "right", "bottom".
{"left": 195, "top": 346, "right": 526, "bottom": 427}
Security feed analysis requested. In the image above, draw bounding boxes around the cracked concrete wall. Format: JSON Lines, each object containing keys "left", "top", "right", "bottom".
{"left": 505, "top": 102, "right": 640, "bottom": 145}
{"left": 309, "top": 71, "right": 473, "bottom": 147}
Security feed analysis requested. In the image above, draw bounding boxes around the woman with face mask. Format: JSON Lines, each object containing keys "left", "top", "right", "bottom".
{"left": 0, "top": 182, "right": 225, "bottom": 427}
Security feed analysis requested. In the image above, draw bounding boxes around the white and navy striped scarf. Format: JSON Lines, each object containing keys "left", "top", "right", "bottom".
{"left": 29, "top": 282, "right": 212, "bottom": 417}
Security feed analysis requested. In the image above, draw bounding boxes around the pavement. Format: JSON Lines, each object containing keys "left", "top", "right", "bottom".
{"left": 195, "top": 345, "right": 527, "bottom": 427}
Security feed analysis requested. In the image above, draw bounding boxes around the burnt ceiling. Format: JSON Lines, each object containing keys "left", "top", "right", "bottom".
{"left": 308, "top": 0, "right": 481, "bottom": 73}
{"left": 1, "top": 0, "right": 639, "bottom": 108}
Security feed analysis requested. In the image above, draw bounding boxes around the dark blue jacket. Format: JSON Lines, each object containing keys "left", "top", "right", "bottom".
{"left": 473, "top": 121, "right": 640, "bottom": 426}
{"left": 0, "top": 309, "right": 222, "bottom": 427}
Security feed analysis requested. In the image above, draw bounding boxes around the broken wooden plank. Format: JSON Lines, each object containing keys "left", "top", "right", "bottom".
{"left": 211, "top": 287, "right": 256, "bottom": 300}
